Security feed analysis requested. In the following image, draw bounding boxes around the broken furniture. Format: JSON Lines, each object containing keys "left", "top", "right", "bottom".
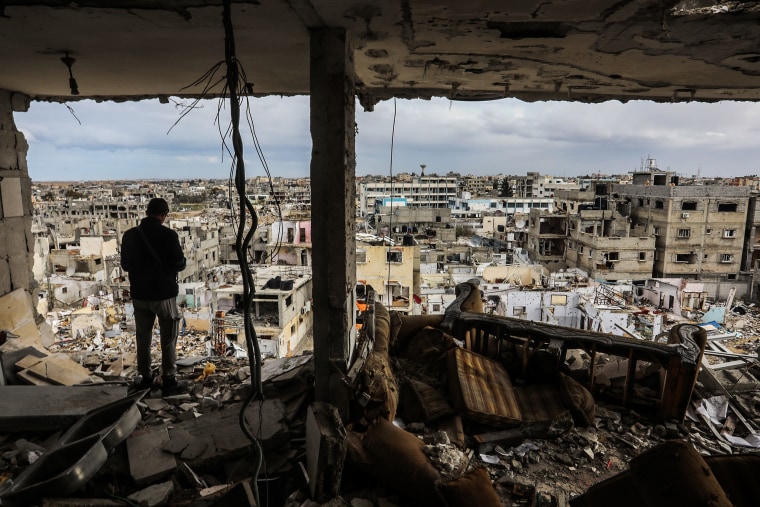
{"left": 0, "top": 433, "right": 108, "bottom": 506}
{"left": 447, "top": 346, "right": 589, "bottom": 430}
{"left": 570, "top": 439, "right": 760, "bottom": 507}
{"left": 441, "top": 281, "right": 707, "bottom": 421}
{"left": 56, "top": 390, "right": 147, "bottom": 449}
{"left": 0, "top": 391, "right": 145, "bottom": 505}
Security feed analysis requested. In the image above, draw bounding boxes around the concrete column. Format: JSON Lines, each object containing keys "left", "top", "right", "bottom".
{"left": 309, "top": 28, "right": 356, "bottom": 410}
{"left": 0, "top": 90, "right": 34, "bottom": 297}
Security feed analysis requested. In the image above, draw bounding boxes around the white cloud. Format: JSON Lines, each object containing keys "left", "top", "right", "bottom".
{"left": 14, "top": 95, "right": 760, "bottom": 181}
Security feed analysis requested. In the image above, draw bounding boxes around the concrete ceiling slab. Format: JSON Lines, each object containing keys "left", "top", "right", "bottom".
{"left": 1, "top": 1, "right": 759, "bottom": 106}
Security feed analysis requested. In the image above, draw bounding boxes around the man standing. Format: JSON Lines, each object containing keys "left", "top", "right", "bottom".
{"left": 121, "top": 198, "right": 188, "bottom": 396}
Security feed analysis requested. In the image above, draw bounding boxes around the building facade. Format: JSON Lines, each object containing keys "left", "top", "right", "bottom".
{"left": 614, "top": 170, "right": 751, "bottom": 299}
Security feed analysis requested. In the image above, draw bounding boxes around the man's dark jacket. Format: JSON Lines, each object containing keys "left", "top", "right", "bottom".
{"left": 121, "top": 216, "right": 186, "bottom": 300}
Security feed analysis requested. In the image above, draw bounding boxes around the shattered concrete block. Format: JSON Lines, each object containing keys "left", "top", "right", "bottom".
{"left": 163, "top": 426, "right": 194, "bottom": 454}
{"left": 0, "top": 288, "right": 35, "bottom": 332}
{"left": 162, "top": 398, "right": 289, "bottom": 469}
{"left": 306, "top": 402, "right": 346, "bottom": 503}
{"left": 127, "top": 480, "right": 174, "bottom": 507}
{"left": 0, "top": 385, "right": 127, "bottom": 431}
{"left": 126, "top": 425, "right": 177, "bottom": 485}
{"left": 144, "top": 398, "right": 170, "bottom": 412}
{"left": 11, "top": 92, "right": 30, "bottom": 113}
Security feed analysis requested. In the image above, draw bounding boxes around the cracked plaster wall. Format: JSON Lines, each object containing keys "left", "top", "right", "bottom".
{"left": 0, "top": 89, "right": 34, "bottom": 298}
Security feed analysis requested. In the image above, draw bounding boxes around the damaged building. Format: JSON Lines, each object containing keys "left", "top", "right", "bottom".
{"left": 3, "top": 2, "right": 760, "bottom": 507}
{"left": 616, "top": 166, "right": 752, "bottom": 300}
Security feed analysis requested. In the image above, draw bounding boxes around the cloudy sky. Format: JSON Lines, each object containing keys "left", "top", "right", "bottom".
{"left": 14, "top": 95, "right": 760, "bottom": 182}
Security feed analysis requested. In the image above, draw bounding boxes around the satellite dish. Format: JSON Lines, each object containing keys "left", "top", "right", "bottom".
{"left": 515, "top": 220, "right": 526, "bottom": 229}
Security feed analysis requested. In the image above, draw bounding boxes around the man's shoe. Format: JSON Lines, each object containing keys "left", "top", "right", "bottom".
{"left": 161, "top": 376, "right": 189, "bottom": 397}
{"left": 129, "top": 375, "right": 154, "bottom": 393}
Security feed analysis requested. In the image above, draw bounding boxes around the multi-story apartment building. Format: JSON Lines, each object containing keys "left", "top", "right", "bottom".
{"left": 496, "top": 173, "right": 579, "bottom": 199}
{"left": 356, "top": 242, "right": 420, "bottom": 314}
{"left": 357, "top": 175, "right": 457, "bottom": 216}
{"left": 742, "top": 194, "right": 760, "bottom": 274}
{"left": 372, "top": 206, "right": 456, "bottom": 243}
{"left": 269, "top": 217, "right": 313, "bottom": 266}
{"left": 614, "top": 169, "right": 751, "bottom": 299}
{"left": 556, "top": 185, "right": 655, "bottom": 283}
{"left": 459, "top": 175, "right": 501, "bottom": 197}
{"left": 249, "top": 177, "right": 312, "bottom": 209}
{"left": 91, "top": 199, "right": 145, "bottom": 220}
{"left": 525, "top": 208, "right": 567, "bottom": 268}
{"left": 171, "top": 220, "right": 222, "bottom": 284}
{"left": 448, "top": 195, "right": 553, "bottom": 219}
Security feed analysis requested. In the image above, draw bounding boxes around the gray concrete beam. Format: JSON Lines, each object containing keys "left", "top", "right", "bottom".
{"left": 309, "top": 28, "right": 357, "bottom": 413}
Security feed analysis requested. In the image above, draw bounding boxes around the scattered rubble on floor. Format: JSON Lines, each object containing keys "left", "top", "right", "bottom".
{"left": 1, "top": 283, "right": 759, "bottom": 506}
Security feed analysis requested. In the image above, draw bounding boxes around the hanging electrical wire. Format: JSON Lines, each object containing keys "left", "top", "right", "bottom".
{"left": 219, "top": 3, "right": 269, "bottom": 506}
{"left": 386, "top": 99, "right": 397, "bottom": 307}
{"left": 165, "top": 1, "right": 289, "bottom": 504}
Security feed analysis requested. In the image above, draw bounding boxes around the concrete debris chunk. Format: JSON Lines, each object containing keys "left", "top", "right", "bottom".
{"left": 306, "top": 402, "right": 346, "bottom": 502}
{"left": 0, "top": 385, "right": 128, "bottom": 431}
{"left": 126, "top": 425, "right": 177, "bottom": 485}
{"left": 126, "top": 480, "right": 174, "bottom": 507}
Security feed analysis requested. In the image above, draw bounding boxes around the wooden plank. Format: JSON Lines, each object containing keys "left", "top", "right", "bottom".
{"left": 0, "top": 385, "right": 128, "bottom": 431}
{"left": 24, "top": 354, "right": 92, "bottom": 386}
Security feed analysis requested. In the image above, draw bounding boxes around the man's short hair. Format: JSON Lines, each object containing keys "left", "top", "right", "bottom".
{"left": 146, "top": 198, "right": 170, "bottom": 217}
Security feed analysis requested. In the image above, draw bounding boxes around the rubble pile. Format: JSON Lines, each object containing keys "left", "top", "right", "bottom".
{"left": 2, "top": 285, "right": 760, "bottom": 506}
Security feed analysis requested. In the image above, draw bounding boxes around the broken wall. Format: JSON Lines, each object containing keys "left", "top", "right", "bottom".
{"left": 0, "top": 90, "right": 34, "bottom": 298}
{"left": 50, "top": 276, "right": 101, "bottom": 307}
{"left": 581, "top": 302, "right": 635, "bottom": 336}
{"left": 504, "top": 291, "right": 543, "bottom": 320}
{"left": 80, "top": 236, "right": 118, "bottom": 258}
{"left": 31, "top": 235, "right": 48, "bottom": 283}
{"left": 70, "top": 307, "right": 107, "bottom": 339}
{"left": 641, "top": 279, "right": 682, "bottom": 313}
{"left": 481, "top": 265, "right": 545, "bottom": 286}
{"left": 541, "top": 291, "right": 581, "bottom": 327}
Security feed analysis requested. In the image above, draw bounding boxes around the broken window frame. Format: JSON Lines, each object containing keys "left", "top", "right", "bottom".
{"left": 386, "top": 250, "right": 403, "bottom": 263}
{"left": 550, "top": 294, "right": 568, "bottom": 305}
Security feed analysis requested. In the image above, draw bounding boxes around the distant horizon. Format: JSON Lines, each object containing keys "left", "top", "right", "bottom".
{"left": 16, "top": 96, "right": 760, "bottom": 182}
{"left": 30, "top": 167, "right": 752, "bottom": 185}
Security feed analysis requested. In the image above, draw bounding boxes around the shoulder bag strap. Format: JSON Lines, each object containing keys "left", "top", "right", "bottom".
{"left": 136, "top": 224, "right": 167, "bottom": 270}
